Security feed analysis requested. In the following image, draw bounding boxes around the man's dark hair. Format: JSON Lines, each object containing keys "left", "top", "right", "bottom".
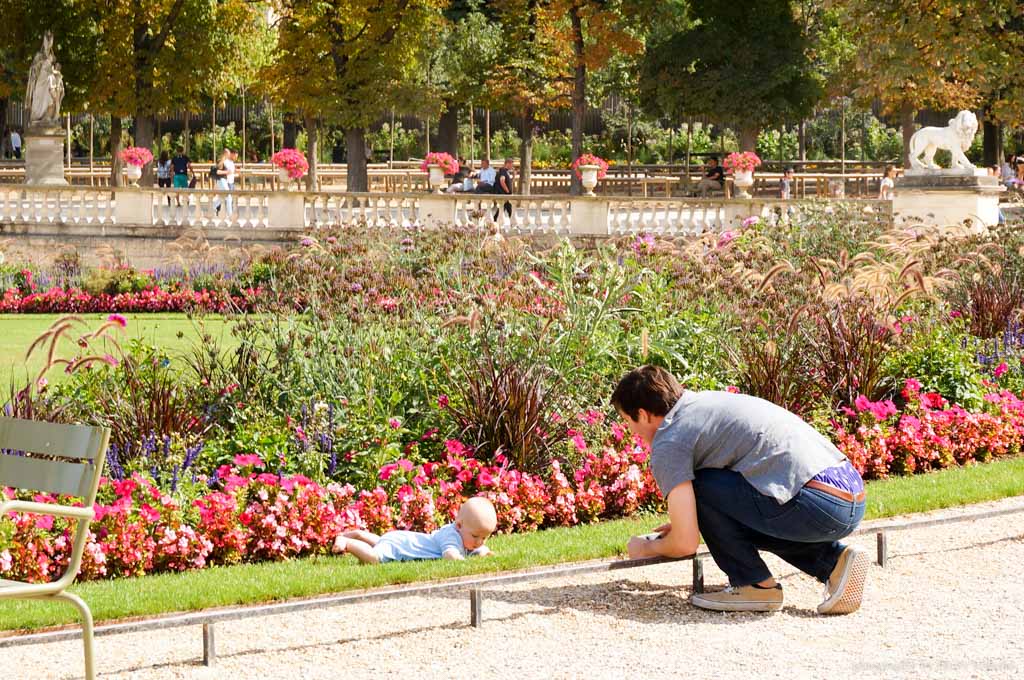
{"left": 784, "top": 166, "right": 795, "bottom": 174}
{"left": 709, "top": 156, "right": 719, "bottom": 163}
{"left": 610, "top": 365, "right": 683, "bottom": 420}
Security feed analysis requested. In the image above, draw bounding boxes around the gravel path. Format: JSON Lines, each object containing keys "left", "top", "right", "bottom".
{"left": 7, "top": 497, "right": 1024, "bottom": 680}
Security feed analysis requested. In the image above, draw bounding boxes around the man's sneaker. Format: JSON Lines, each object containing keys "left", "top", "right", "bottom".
{"left": 690, "top": 584, "right": 783, "bottom": 612}
{"left": 818, "top": 545, "right": 868, "bottom": 615}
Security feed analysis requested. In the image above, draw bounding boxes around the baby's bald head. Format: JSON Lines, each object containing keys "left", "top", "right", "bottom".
{"left": 458, "top": 497, "right": 497, "bottom": 535}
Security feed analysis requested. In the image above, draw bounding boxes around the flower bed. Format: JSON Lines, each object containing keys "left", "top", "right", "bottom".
{"left": 0, "top": 434, "right": 659, "bottom": 583}
{"left": 0, "top": 286, "right": 262, "bottom": 314}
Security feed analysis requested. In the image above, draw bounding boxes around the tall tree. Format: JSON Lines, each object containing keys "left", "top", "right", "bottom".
{"left": 836, "top": 0, "right": 1023, "bottom": 166}
{"left": 639, "top": 0, "right": 821, "bottom": 152}
{"left": 269, "top": 0, "right": 442, "bottom": 191}
{"left": 488, "top": 0, "right": 571, "bottom": 193}
{"left": 554, "top": 0, "right": 643, "bottom": 193}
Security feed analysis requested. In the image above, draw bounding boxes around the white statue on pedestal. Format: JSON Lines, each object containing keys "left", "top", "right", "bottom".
{"left": 907, "top": 110, "right": 978, "bottom": 172}
{"left": 24, "top": 32, "right": 64, "bottom": 129}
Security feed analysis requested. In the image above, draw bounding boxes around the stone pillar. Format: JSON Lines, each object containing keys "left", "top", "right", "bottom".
{"left": 24, "top": 128, "right": 68, "bottom": 186}
{"left": 570, "top": 197, "right": 609, "bottom": 236}
{"left": 268, "top": 192, "right": 305, "bottom": 229}
{"left": 893, "top": 172, "right": 1004, "bottom": 229}
{"left": 418, "top": 196, "right": 457, "bottom": 228}
{"left": 114, "top": 189, "right": 154, "bottom": 225}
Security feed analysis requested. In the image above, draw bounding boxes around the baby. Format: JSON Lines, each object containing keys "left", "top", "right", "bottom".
{"left": 333, "top": 496, "right": 498, "bottom": 564}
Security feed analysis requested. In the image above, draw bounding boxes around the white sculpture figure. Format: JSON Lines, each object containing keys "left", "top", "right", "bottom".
{"left": 24, "top": 32, "right": 64, "bottom": 128}
{"left": 908, "top": 110, "right": 978, "bottom": 171}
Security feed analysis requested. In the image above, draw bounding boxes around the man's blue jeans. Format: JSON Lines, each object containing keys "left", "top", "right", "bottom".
{"left": 693, "top": 468, "right": 865, "bottom": 587}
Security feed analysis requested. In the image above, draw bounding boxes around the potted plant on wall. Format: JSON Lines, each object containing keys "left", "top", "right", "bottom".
{"left": 119, "top": 147, "right": 154, "bottom": 186}
{"left": 571, "top": 153, "right": 610, "bottom": 196}
{"left": 271, "top": 148, "right": 310, "bottom": 188}
{"left": 420, "top": 152, "right": 459, "bottom": 193}
{"left": 723, "top": 151, "right": 762, "bottom": 199}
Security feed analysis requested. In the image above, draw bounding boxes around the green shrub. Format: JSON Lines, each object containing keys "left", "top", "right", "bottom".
{"left": 881, "top": 318, "right": 985, "bottom": 409}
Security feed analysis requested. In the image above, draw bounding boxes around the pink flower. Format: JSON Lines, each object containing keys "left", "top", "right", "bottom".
{"left": 233, "top": 454, "right": 264, "bottom": 467}
{"left": 437, "top": 394, "right": 450, "bottom": 408}
{"left": 725, "top": 385, "right": 740, "bottom": 393}
{"left": 379, "top": 463, "right": 400, "bottom": 481}
{"left": 107, "top": 313, "right": 128, "bottom": 328}
{"left": 854, "top": 394, "right": 872, "bottom": 412}
{"left": 716, "top": 231, "right": 736, "bottom": 248}
{"left": 994, "top": 362, "right": 1009, "bottom": 379}
{"left": 397, "top": 459, "right": 414, "bottom": 472}
{"left": 388, "top": 418, "right": 401, "bottom": 429}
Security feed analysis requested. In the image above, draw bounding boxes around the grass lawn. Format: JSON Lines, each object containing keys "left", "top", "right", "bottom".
{"left": 1, "top": 455, "right": 1023, "bottom": 633}
{"left": 0, "top": 313, "right": 236, "bottom": 389}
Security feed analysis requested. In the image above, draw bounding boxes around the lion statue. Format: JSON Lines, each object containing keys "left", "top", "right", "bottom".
{"left": 908, "top": 110, "right": 978, "bottom": 171}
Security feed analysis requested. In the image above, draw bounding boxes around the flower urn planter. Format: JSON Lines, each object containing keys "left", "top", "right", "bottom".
{"left": 124, "top": 165, "right": 142, "bottom": 186}
{"left": 276, "top": 167, "right": 294, "bottom": 188}
{"left": 733, "top": 170, "right": 754, "bottom": 199}
{"left": 579, "top": 164, "right": 600, "bottom": 196}
{"left": 428, "top": 164, "right": 446, "bottom": 193}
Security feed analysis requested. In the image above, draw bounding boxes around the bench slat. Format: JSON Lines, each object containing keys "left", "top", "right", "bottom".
{"left": 0, "top": 418, "right": 105, "bottom": 461}
{"left": 0, "top": 453, "right": 95, "bottom": 497}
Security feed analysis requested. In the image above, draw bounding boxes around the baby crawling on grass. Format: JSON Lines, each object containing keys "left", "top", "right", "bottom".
{"left": 332, "top": 496, "right": 498, "bottom": 564}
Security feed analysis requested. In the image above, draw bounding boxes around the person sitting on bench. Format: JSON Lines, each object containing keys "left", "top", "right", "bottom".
{"left": 611, "top": 365, "right": 868, "bottom": 615}
{"left": 333, "top": 496, "right": 497, "bottom": 563}
{"left": 694, "top": 156, "right": 725, "bottom": 196}
{"left": 473, "top": 158, "right": 497, "bottom": 193}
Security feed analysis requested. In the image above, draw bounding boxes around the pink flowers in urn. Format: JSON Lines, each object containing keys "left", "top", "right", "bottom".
{"left": 119, "top": 146, "right": 154, "bottom": 167}
{"left": 271, "top": 148, "right": 309, "bottom": 180}
{"left": 420, "top": 152, "right": 459, "bottom": 175}
{"left": 571, "top": 153, "right": 609, "bottom": 180}
{"left": 723, "top": 151, "right": 762, "bottom": 174}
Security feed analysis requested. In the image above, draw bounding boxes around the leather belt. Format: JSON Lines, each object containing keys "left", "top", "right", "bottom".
{"left": 805, "top": 479, "right": 866, "bottom": 503}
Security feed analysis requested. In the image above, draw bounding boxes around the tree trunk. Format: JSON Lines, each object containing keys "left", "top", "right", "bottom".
{"left": 739, "top": 127, "right": 758, "bottom": 152}
{"left": 284, "top": 113, "right": 298, "bottom": 149}
{"left": 346, "top": 127, "right": 368, "bottom": 193}
{"left": 798, "top": 120, "right": 806, "bottom": 161}
{"left": 436, "top": 105, "right": 459, "bottom": 157}
{"left": 900, "top": 103, "right": 915, "bottom": 169}
{"left": 569, "top": 6, "right": 586, "bottom": 196}
{"left": 982, "top": 117, "right": 998, "bottom": 167}
{"left": 109, "top": 115, "right": 123, "bottom": 187}
{"left": 134, "top": 112, "right": 156, "bottom": 186}
{"left": 304, "top": 114, "right": 318, "bottom": 191}
{"left": 519, "top": 109, "right": 535, "bottom": 196}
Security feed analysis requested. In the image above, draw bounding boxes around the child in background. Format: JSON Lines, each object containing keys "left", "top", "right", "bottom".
{"left": 333, "top": 496, "right": 497, "bottom": 563}
{"left": 780, "top": 167, "right": 795, "bottom": 200}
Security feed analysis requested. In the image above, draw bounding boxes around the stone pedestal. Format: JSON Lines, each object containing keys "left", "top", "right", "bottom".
{"left": 570, "top": 198, "right": 610, "bottom": 235}
{"left": 268, "top": 192, "right": 305, "bottom": 229}
{"left": 24, "top": 128, "right": 67, "bottom": 186}
{"left": 114, "top": 189, "right": 154, "bottom": 225}
{"left": 418, "top": 196, "right": 457, "bottom": 228}
{"left": 893, "top": 172, "right": 1004, "bottom": 229}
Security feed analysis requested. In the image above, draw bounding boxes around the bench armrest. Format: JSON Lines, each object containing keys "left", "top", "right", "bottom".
{"left": 0, "top": 499, "right": 94, "bottom": 522}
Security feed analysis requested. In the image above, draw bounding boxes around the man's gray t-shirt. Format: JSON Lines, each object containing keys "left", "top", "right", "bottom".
{"left": 650, "top": 391, "right": 845, "bottom": 503}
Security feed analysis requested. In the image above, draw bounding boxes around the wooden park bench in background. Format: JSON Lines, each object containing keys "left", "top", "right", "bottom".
{"left": 0, "top": 418, "right": 110, "bottom": 680}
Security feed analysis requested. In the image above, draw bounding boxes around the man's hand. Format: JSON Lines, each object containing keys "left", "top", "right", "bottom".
{"left": 653, "top": 522, "right": 671, "bottom": 536}
{"left": 627, "top": 535, "right": 656, "bottom": 559}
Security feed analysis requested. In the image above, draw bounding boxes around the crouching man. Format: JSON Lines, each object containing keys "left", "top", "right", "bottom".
{"left": 612, "top": 365, "right": 868, "bottom": 614}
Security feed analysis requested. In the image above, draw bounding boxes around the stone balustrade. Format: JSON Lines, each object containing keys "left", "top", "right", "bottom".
{"left": 0, "top": 186, "right": 893, "bottom": 234}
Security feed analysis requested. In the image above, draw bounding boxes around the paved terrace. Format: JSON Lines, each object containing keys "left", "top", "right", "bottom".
{"left": 4, "top": 496, "right": 1022, "bottom": 679}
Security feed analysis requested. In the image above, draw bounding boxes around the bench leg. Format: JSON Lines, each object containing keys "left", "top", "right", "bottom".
{"left": 876, "top": 531, "right": 888, "bottom": 567}
{"left": 54, "top": 591, "right": 95, "bottom": 680}
{"left": 469, "top": 588, "right": 483, "bottom": 628}
{"left": 692, "top": 556, "right": 704, "bottom": 594}
{"left": 203, "top": 622, "right": 216, "bottom": 666}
